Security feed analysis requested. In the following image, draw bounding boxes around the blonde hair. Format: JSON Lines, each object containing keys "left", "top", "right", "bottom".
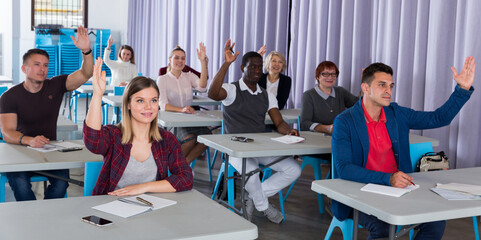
{"left": 119, "top": 76, "right": 161, "bottom": 144}
{"left": 264, "top": 51, "right": 287, "bottom": 72}
{"left": 167, "top": 45, "right": 185, "bottom": 73}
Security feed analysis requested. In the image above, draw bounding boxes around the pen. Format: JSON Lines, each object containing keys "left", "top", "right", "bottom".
{"left": 136, "top": 197, "right": 154, "bottom": 207}
{"left": 118, "top": 198, "right": 152, "bottom": 208}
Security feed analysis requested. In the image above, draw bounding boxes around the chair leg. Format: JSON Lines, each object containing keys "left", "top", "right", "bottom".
{"left": 324, "top": 217, "right": 353, "bottom": 240}
{"left": 0, "top": 175, "right": 7, "bottom": 203}
{"left": 312, "top": 163, "right": 325, "bottom": 214}
{"left": 211, "top": 162, "right": 225, "bottom": 200}
{"left": 473, "top": 216, "right": 480, "bottom": 240}
{"left": 206, "top": 148, "right": 212, "bottom": 182}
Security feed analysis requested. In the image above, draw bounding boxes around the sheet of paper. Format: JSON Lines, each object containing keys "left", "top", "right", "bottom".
{"left": 271, "top": 135, "right": 305, "bottom": 144}
{"left": 436, "top": 183, "right": 481, "bottom": 196}
{"left": 431, "top": 187, "right": 481, "bottom": 200}
{"left": 27, "top": 141, "right": 83, "bottom": 152}
{"left": 360, "top": 183, "right": 419, "bottom": 197}
{"left": 92, "top": 194, "right": 177, "bottom": 218}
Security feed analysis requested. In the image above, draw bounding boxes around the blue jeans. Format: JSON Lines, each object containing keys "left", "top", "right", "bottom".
{"left": 358, "top": 211, "right": 445, "bottom": 240}
{"left": 6, "top": 170, "right": 69, "bottom": 201}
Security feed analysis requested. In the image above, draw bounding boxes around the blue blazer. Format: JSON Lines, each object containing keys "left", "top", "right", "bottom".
{"left": 331, "top": 85, "right": 473, "bottom": 221}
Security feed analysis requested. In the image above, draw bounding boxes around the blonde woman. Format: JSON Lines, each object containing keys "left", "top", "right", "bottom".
{"left": 83, "top": 58, "right": 192, "bottom": 196}
{"left": 258, "top": 51, "right": 291, "bottom": 110}
{"left": 157, "top": 43, "right": 210, "bottom": 164}
{"left": 103, "top": 35, "right": 138, "bottom": 86}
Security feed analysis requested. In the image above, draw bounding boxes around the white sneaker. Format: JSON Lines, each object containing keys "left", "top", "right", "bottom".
{"left": 263, "top": 204, "right": 284, "bottom": 224}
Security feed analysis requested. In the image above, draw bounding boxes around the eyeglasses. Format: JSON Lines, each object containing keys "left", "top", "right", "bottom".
{"left": 320, "top": 72, "right": 339, "bottom": 78}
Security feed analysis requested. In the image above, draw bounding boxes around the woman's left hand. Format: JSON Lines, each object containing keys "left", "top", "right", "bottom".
{"left": 108, "top": 184, "right": 148, "bottom": 196}
{"left": 197, "top": 42, "right": 207, "bottom": 62}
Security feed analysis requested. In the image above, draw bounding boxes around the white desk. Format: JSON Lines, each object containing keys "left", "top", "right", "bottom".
{"left": 0, "top": 189, "right": 258, "bottom": 240}
{"left": 57, "top": 115, "right": 78, "bottom": 132}
{"left": 311, "top": 167, "right": 481, "bottom": 239}
{"left": 76, "top": 85, "right": 115, "bottom": 116}
{"left": 101, "top": 95, "right": 220, "bottom": 108}
{"left": 0, "top": 140, "right": 102, "bottom": 173}
{"left": 197, "top": 131, "right": 439, "bottom": 219}
{"left": 158, "top": 109, "right": 301, "bottom": 128}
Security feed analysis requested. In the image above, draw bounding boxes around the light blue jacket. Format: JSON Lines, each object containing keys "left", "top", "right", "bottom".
{"left": 331, "top": 85, "right": 473, "bottom": 221}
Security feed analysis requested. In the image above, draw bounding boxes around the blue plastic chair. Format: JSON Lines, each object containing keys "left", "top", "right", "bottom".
{"left": 83, "top": 161, "right": 103, "bottom": 196}
{"left": 323, "top": 142, "right": 430, "bottom": 239}
{"left": 110, "top": 86, "right": 125, "bottom": 125}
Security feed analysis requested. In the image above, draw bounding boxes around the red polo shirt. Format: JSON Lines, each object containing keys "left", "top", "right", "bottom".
{"left": 362, "top": 102, "right": 397, "bottom": 173}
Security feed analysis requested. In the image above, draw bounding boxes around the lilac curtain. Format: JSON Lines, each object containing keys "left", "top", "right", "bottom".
{"left": 128, "top": 0, "right": 481, "bottom": 167}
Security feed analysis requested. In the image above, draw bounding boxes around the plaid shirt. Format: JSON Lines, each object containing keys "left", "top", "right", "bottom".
{"left": 83, "top": 123, "right": 193, "bottom": 195}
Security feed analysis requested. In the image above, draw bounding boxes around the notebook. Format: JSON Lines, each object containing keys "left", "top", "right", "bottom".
{"left": 361, "top": 183, "right": 420, "bottom": 197}
{"left": 271, "top": 135, "right": 305, "bottom": 144}
{"left": 93, "top": 194, "right": 177, "bottom": 218}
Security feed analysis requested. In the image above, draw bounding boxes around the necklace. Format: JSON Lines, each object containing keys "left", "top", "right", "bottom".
{"left": 323, "top": 97, "right": 334, "bottom": 113}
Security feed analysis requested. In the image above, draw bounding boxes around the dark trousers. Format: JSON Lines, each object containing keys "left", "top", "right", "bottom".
{"left": 358, "top": 211, "right": 445, "bottom": 240}
{"left": 6, "top": 169, "right": 69, "bottom": 201}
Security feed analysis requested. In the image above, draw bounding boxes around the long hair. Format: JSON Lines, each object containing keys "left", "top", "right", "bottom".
{"left": 119, "top": 76, "right": 161, "bottom": 144}
{"left": 167, "top": 45, "right": 185, "bottom": 72}
{"left": 118, "top": 45, "right": 136, "bottom": 64}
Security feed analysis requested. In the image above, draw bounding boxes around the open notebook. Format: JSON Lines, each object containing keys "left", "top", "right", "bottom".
{"left": 361, "top": 183, "right": 420, "bottom": 197}
{"left": 93, "top": 194, "right": 177, "bottom": 218}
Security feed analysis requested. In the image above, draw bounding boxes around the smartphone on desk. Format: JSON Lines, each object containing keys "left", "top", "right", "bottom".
{"left": 81, "top": 215, "right": 112, "bottom": 227}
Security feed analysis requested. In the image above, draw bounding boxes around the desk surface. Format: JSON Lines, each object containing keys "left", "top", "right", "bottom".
{"left": 77, "top": 85, "right": 114, "bottom": 94}
{"left": 198, "top": 131, "right": 332, "bottom": 158}
{"left": 0, "top": 189, "right": 258, "bottom": 240}
{"left": 102, "top": 95, "right": 221, "bottom": 108}
{"left": 57, "top": 115, "right": 78, "bottom": 131}
{"left": 197, "top": 132, "right": 439, "bottom": 158}
{"left": 0, "top": 140, "right": 102, "bottom": 172}
{"left": 158, "top": 109, "right": 300, "bottom": 128}
{"left": 311, "top": 167, "right": 481, "bottom": 225}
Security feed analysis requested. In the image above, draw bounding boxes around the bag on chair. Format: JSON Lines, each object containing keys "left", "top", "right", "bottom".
{"left": 415, "top": 151, "right": 450, "bottom": 172}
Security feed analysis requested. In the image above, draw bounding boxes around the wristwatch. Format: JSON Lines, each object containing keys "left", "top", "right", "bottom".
{"left": 82, "top": 48, "right": 92, "bottom": 55}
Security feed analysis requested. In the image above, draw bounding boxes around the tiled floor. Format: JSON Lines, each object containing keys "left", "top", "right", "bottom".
{"left": 3, "top": 97, "right": 479, "bottom": 239}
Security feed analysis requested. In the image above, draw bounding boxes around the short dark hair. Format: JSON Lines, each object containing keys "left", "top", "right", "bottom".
{"left": 361, "top": 62, "right": 393, "bottom": 85}
{"left": 242, "top": 51, "right": 262, "bottom": 67}
{"left": 23, "top": 49, "right": 49, "bottom": 64}
{"left": 315, "top": 61, "right": 339, "bottom": 78}
{"left": 119, "top": 45, "right": 135, "bottom": 64}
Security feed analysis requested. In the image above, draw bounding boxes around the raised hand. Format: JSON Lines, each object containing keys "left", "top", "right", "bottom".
{"left": 257, "top": 45, "right": 267, "bottom": 57}
{"left": 196, "top": 42, "right": 207, "bottom": 62}
{"left": 70, "top": 26, "right": 91, "bottom": 52}
{"left": 452, "top": 56, "right": 476, "bottom": 90}
{"left": 92, "top": 57, "right": 107, "bottom": 95}
{"left": 107, "top": 35, "right": 113, "bottom": 49}
{"left": 224, "top": 39, "right": 240, "bottom": 63}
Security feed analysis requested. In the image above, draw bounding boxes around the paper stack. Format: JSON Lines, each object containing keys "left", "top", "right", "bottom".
{"left": 360, "top": 183, "right": 419, "bottom": 197}
{"left": 431, "top": 183, "right": 481, "bottom": 200}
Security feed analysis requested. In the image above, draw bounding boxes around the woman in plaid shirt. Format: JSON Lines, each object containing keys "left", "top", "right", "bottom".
{"left": 83, "top": 58, "right": 193, "bottom": 196}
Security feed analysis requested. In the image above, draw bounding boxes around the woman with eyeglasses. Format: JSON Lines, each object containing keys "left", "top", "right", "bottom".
{"left": 300, "top": 61, "right": 358, "bottom": 135}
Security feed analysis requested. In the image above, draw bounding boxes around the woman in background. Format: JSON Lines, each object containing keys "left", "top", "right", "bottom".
{"left": 157, "top": 43, "right": 210, "bottom": 164}
{"left": 258, "top": 49, "right": 291, "bottom": 110}
{"left": 83, "top": 58, "right": 192, "bottom": 196}
{"left": 300, "top": 61, "right": 358, "bottom": 135}
{"left": 103, "top": 35, "right": 138, "bottom": 86}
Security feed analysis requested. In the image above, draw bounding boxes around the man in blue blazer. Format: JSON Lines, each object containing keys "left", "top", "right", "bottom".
{"left": 332, "top": 56, "right": 476, "bottom": 239}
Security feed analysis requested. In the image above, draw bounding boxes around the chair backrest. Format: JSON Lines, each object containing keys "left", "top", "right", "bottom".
{"left": 96, "top": 29, "right": 111, "bottom": 45}
{"left": 158, "top": 65, "right": 201, "bottom": 77}
{"left": 0, "top": 86, "right": 7, "bottom": 96}
{"left": 35, "top": 29, "right": 53, "bottom": 46}
{"left": 59, "top": 28, "right": 76, "bottom": 44}
{"left": 409, "top": 142, "right": 433, "bottom": 172}
{"left": 83, "top": 161, "right": 103, "bottom": 196}
{"left": 331, "top": 141, "right": 434, "bottom": 179}
{"left": 114, "top": 86, "right": 125, "bottom": 96}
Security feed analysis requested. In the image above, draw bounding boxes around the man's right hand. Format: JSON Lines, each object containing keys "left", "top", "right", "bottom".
{"left": 28, "top": 135, "right": 50, "bottom": 148}
{"left": 224, "top": 39, "right": 240, "bottom": 63}
{"left": 390, "top": 171, "right": 413, "bottom": 188}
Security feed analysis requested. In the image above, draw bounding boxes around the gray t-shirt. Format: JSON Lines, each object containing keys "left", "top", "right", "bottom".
{"left": 116, "top": 152, "right": 157, "bottom": 189}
